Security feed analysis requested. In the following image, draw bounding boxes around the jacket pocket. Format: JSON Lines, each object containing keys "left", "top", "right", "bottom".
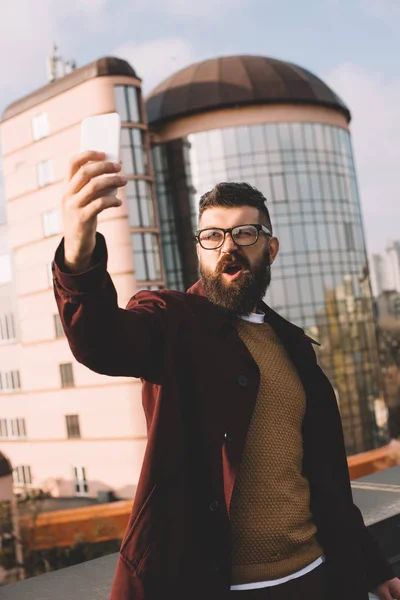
{"left": 120, "top": 483, "right": 160, "bottom": 574}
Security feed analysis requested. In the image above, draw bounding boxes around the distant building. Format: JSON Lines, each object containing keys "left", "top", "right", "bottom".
{"left": 370, "top": 240, "right": 400, "bottom": 297}
{"left": 376, "top": 290, "right": 400, "bottom": 321}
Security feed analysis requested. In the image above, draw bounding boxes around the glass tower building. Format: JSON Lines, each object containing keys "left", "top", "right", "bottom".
{"left": 147, "top": 55, "right": 390, "bottom": 455}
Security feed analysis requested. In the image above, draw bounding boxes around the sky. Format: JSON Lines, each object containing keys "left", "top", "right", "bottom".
{"left": 0, "top": 0, "right": 399, "bottom": 254}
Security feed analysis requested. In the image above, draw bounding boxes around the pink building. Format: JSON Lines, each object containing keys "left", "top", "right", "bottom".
{"left": 0, "top": 58, "right": 165, "bottom": 500}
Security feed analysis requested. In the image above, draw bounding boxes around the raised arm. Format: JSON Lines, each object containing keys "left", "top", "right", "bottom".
{"left": 52, "top": 152, "right": 166, "bottom": 382}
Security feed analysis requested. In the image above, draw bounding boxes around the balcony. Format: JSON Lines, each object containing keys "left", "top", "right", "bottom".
{"left": 1, "top": 466, "right": 400, "bottom": 599}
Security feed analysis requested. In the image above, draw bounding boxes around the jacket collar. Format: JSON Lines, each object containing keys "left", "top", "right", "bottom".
{"left": 186, "top": 280, "right": 320, "bottom": 346}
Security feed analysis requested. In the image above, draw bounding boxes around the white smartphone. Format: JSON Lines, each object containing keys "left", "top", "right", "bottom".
{"left": 80, "top": 112, "right": 121, "bottom": 195}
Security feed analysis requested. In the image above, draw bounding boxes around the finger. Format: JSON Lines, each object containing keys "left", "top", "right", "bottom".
{"left": 82, "top": 195, "right": 123, "bottom": 220}
{"left": 69, "top": 160, "right": 122, "bottom": 195}
{"left": 67, "top": 151, "right": 106, "bottom": 181}
{"left": 75, "top": 175, "right": 127, "bottom": 207}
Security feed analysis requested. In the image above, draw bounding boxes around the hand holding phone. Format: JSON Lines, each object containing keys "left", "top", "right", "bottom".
{"left": 61, "top": 113, "right": 126, "bottom": 273}
{"left": 62, "top": 114, "right": 126, "bottom": 274}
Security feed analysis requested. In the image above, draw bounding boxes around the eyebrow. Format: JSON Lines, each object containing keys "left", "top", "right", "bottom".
{"left": 199, "top": 223, "right": 262, "bottom": 229}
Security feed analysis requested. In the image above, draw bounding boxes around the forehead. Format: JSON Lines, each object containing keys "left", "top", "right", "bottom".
{"left": 199, "top": 206, "right": 261, "bottom": 229}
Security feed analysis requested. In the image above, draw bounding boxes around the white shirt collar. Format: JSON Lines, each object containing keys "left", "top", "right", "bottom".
{"left": 239, "top": 311, "right": 265, "bottom": 324}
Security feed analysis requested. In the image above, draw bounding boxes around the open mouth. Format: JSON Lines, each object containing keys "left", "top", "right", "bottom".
{"left": 222, "top": 263, "right": 244, "bottom": 280}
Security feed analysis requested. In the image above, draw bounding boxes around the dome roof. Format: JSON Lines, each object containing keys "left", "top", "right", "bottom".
{"left": 146, "top": 55, "right": 350, "bottom": 126}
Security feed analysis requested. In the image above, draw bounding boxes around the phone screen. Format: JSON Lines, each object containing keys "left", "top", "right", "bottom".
{"left": 80, "top": 113, "right": 121, "bottom": 163}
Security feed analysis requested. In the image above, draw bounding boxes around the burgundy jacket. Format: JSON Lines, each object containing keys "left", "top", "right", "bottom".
{"left": 52, "top": 234, "right": 394, "bottom": 600}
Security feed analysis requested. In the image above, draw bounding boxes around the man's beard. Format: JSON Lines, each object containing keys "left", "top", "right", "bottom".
{"left": 200, "top": 249, "right": 271, "bottom": 316}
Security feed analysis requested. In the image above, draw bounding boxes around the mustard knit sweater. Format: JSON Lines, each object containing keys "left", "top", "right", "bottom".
{"left": 230, "top": 319, "right": 323, "bottom": 585}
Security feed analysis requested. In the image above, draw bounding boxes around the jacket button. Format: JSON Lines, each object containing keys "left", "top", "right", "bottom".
{"left": 208, "top": 559, "right": 221, "bottom": 573}
{"left": 224, "top": 433, "right": 233, "bottom": 443}
{"left": 209, "top": 500, "right": 219, "bottom": 512}
{"left": 237, "top": 375, "right": 248, "bottom": 387}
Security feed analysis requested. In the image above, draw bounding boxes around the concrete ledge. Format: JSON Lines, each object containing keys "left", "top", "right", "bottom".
{"left": 0, "top": 553, "right": 119, "bottom": 599}
{"left": 2, "top": 467, "right": 400, "bottom": 599}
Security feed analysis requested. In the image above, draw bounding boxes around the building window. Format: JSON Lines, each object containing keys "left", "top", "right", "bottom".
{"left": 37, "top": 160, "right": 54, "bottom": 188}
{"left": 10, "top": 418, "right": 26, "bottom": 438}
{"left": 13, "top": 465, "right": 32, "bottom": 486}
{"left": 0, "top": 418, "right": 27, "bottom": 439}
{"left": 54, "top": 314, "right": 65, "bottom": 338}
{"left": 74, "top": 466, "right": 88, "bottom": 495}
{"left": 137, "top": 285, "right": 164, "bottom": 291}
{"left": 114, "top": 85, "right": 141, "bottom": 123}
{"left": 60, "top": 363, "right": 74, "bottom": 388}
{"left": 42, "top": 209, "right": 61, "bottom": 237}
{"left": 125, "top": 180, "right": 155, "bottom": 227}
{"left": 149, "top": 145, "right": 186, "bottom": 291}
{"left": 0, "top": 418, "right": 8, "bottom": 438}
{"left": 270, "top": 173, "right": 289, "bottom": 203}
{"left": 131, "top": 233, "right": 162, "bottom": 282}
{"left": 47, "top": 262, "right": 54, "bottom": 288}
{"left": 0, "top": 313, "right": 16, "bottom": 341}
{"left": 66, "top": 415, "right": 81, "bottom": 439}
{"left": 121, "top": 128, "right": 147, "bottom": 175}
{"left": 0, "top": 370, "right": 21, "bottom": 392}
{"left": 0, "top": 254, "right": 12, "bottom": 285}
{"left": 32, "top": 113, "right": 49, "bottom": 141}
{"left": 344, "top": 222, "right": 356, "bottom": 251}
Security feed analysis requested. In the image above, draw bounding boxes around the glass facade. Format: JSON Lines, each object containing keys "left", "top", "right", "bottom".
{"left": 121, "top": 128, "right": 147, "bottom": 175}
{"left": 152, "top": 122, "right": 389, "bottom": 454}
{"left": 114, "top": 85, "right": 141, "bottom": 123}
{"left": 114, "top": 84, "right": 164, "bottom": 291}
{"left": 131, "top": 232, "right": 162, "bottom": 282}
{"left": 125, "top": 180, "right": 155, "bottom": 228}
{"left": 152, "top": 145, "right": 185, "bottom": 290}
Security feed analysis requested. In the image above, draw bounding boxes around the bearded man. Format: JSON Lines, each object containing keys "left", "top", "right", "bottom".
{"left": 53, "top": 151, "right": 400, "bottom": 600}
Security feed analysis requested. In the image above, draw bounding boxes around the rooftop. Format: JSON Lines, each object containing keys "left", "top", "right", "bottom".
{"left": 146, "top": 54, "right": 351, "bottom": 127}
{"left": 2, "top": 57, "right": 138, "bottom": 123}
{"left": 2, "top": 466, "right": 399, "bottom": 599}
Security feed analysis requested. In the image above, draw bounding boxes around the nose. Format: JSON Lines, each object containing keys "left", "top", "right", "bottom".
{"left": 221, "top": 231, "right": 238, "bottom": 253}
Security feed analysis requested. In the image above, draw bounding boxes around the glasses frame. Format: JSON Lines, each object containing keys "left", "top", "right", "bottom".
{"left": 194, "top": 223, "right": 272, "bottom": 250}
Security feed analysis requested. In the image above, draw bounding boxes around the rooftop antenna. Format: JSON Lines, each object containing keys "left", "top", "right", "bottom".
{"left": 46, "top": 44, "right": 77, "bottom": 83}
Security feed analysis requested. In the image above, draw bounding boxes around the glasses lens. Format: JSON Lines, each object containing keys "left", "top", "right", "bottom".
{"left": 199, "top": 229, "right": 224, "bottom": 248}
{"left": 232, "top": 225, "right": 258, "bottom": 246}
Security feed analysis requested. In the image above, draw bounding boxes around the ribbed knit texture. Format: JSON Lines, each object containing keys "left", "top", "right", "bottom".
{"left": 230, "top": 319, "right": 323, "bottom": 584}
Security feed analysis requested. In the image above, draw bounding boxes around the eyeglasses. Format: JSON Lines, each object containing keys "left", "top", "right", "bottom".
{"left": 194, "top": 224, "right": 272, "bottom": 250}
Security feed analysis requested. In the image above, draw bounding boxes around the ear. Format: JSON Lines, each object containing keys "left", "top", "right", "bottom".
{"left": 196, "top": 242, "right": 200, "bottom": 260}
{"left": 268, "top": 236, "right": 279, "bottom": 265}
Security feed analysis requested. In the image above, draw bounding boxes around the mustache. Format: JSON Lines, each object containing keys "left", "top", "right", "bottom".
{"left": 216, "top": 253, "right": 250, "bottom": 275}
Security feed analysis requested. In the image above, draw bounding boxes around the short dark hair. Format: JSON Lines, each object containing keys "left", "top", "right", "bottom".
{"left": 198, "top": 182, "right": 272, "bottom": 233}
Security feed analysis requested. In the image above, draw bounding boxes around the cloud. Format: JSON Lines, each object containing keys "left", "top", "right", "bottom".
{"left": 0, "top": 0, "right": 109, "bottom": 97}
{"left": 133, "top": 0, "right": 245, "bottom": 19}
{"left": 0, "top": 0, "right": 110, "bottom": 222}
{"left": 327, "top": 63, "right": 400, "bottom": 253}
{"left": 359, "top": 0, "right": 400, "bottom": 19}
{"left": 113, "top": 38, "right": 198, "bottom": 94}
{"left": 161, "top": 0, "right": 244, "bottom": 17}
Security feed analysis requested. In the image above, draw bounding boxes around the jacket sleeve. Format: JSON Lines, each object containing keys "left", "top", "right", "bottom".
{"left": 52, "top": 232, "right": 167, "bottom": 382}
{"left": 305, "top": 363, "right": 395, "bottom": 591}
